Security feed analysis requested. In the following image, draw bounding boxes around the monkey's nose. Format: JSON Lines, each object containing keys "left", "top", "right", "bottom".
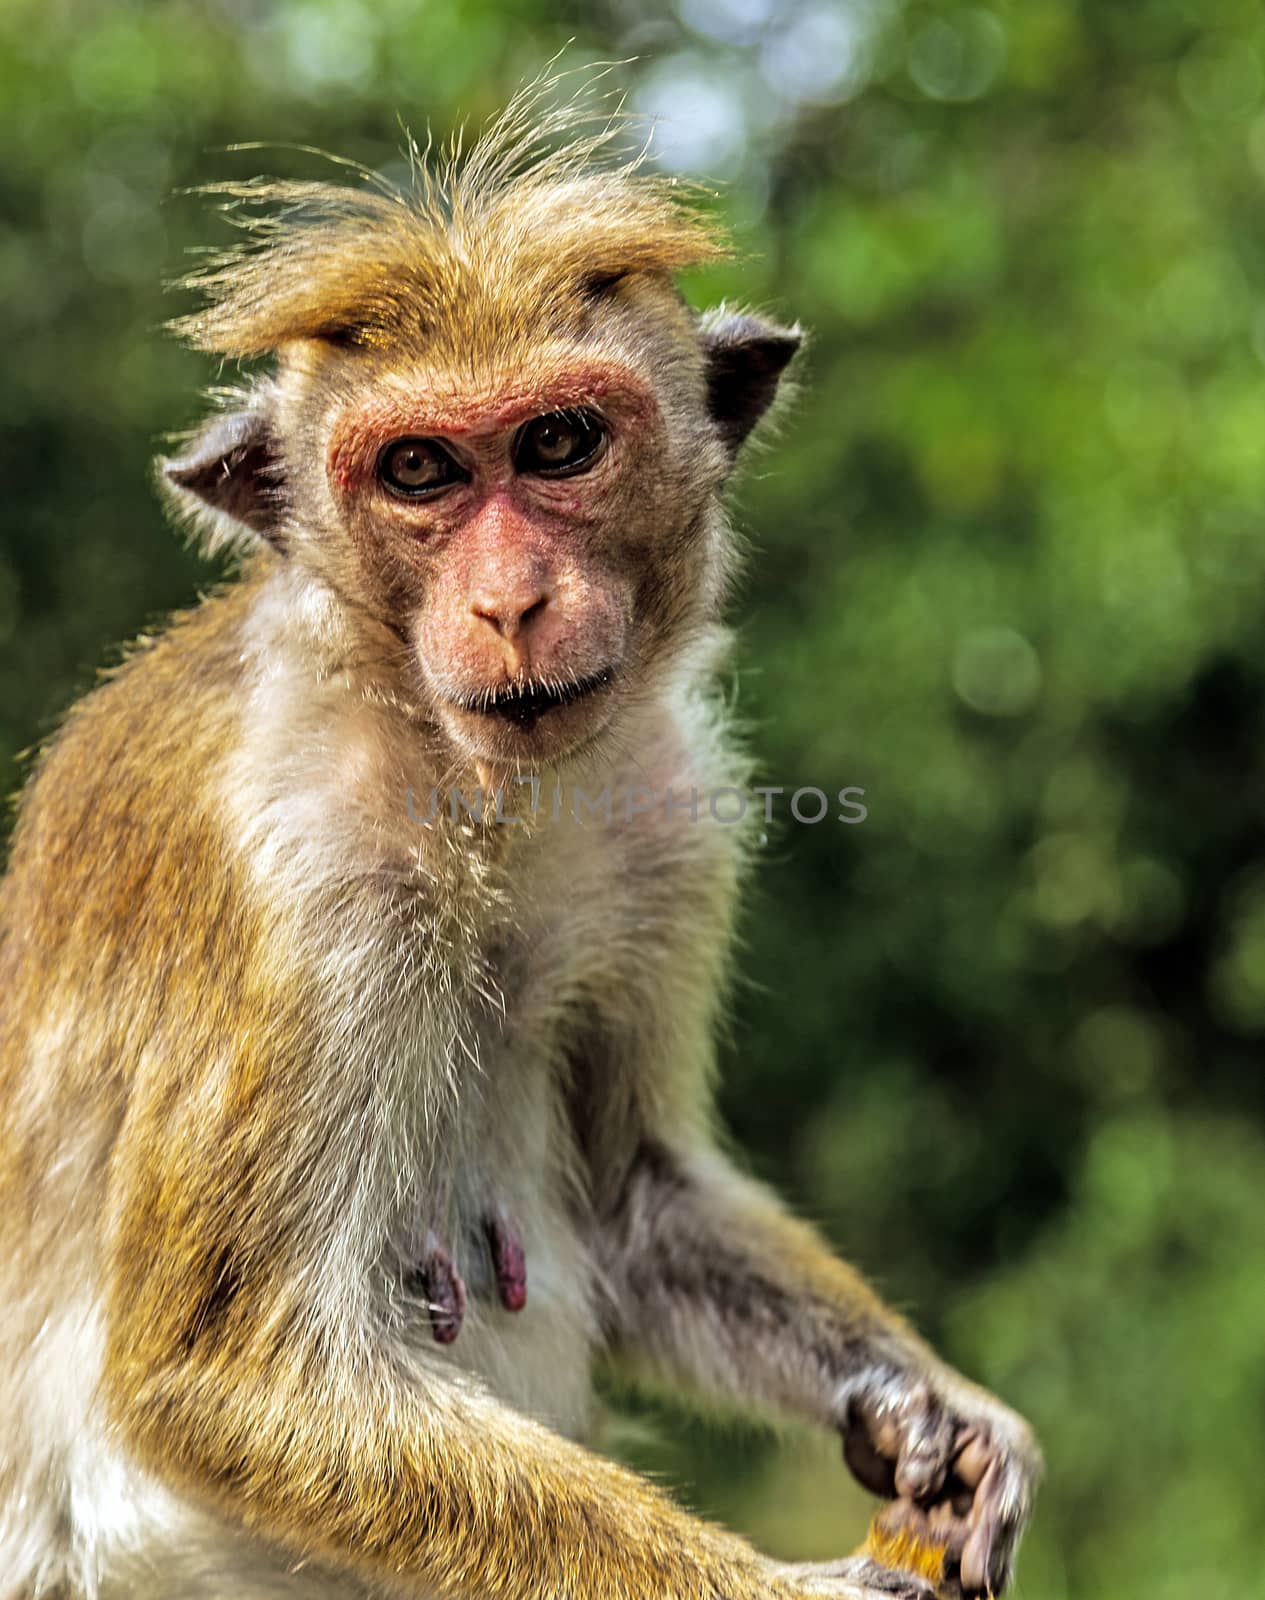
{"left": 469, "top": 585, "right": 550, "bottom": 642}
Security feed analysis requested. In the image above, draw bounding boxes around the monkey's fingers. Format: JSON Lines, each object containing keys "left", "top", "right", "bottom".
{"left": 842, "top": 1385, "right": 956, "bottom": 1503}
{"left": 954, "top": 1445, "right": 1031, "bottom": 1598}
{"left": 872, "top": 1439, "right": 1027, "bottom": 1597}
{"left": 842, "top": 1402, "right": 899, "bottom": 1498}
{"left": 894, "top": 1393, "right": 957, "bottom": 1502}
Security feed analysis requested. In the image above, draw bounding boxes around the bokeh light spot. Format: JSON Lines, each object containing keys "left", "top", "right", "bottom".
{"left": 952, "top": 626, "right": 1042, "bottom": 717}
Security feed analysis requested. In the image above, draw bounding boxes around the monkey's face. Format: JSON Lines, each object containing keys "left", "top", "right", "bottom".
{"left": 164, "top": 287, "right": 798, "bottom": 771}
{"left": 322, "top": 344, "right": 717, "bottom": 766}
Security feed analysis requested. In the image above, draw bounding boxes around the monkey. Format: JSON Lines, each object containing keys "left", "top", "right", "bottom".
{"left": 0, "top": 82, "right": 1040, "bottom": 1600}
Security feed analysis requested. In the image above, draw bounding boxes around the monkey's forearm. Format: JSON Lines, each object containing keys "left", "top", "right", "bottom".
{"left": 600, "top": 1140, "right": 935, "bottom": 1427}
{"left": 599, "top": 1141, "right": 1040, "bottom": 1595}
{"left": 106, "top": 1316, "right": 786, "bottom": 1600}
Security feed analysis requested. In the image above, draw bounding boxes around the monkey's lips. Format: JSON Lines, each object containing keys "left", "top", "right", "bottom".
{"left": 451, "top": 668, "right": 616, "bottom": 731}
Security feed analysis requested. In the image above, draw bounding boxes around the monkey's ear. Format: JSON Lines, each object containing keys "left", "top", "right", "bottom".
{"left": 160, "top": 409, "right": 287, "bottom": 553}
{"left": 699, "top": 311, "right": 803, "bottom": 457}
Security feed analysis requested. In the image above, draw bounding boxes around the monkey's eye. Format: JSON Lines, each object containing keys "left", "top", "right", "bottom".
{"left": 514, "top": 411, "right": 606, "bottom": 477}
{"left": 379, "top": 438, "right": 466, "bottom": 498}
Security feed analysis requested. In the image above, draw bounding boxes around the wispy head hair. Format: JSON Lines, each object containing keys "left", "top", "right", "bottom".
{"left": 170, "top": 66, "right": 730, "bottom": 361}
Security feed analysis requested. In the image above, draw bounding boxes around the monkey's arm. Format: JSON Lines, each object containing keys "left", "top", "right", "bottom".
{"left": 596, "top": 1138, "right": 1040, "bottom": 1597}
{"left": 100, "top": 1070, "right": 917, "bottom": 1600}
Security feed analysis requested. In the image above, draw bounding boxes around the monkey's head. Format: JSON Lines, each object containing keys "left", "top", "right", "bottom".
{"left": 162, "top": 112, "right": 800, "bottom": 768}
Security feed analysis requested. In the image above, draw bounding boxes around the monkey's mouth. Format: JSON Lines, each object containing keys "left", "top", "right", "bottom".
{"left": 456, "top": 669, "right": 616, "bottom": 729}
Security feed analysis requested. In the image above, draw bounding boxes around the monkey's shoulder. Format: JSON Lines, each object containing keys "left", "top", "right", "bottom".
{"left": 2, "top": 582, "right": 261, "bottom": 924}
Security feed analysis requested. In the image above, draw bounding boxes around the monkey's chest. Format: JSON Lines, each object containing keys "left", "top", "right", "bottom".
{"left": 406, "top": 986, "right": 600, "bottom": 1440}
{"left": 396, "top": 796, "right": 722, "bottom": 1436}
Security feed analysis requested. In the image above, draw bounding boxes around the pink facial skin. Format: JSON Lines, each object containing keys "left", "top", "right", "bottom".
{"left": 484, "top": 1210, "right": 528, "bottom": 1313}
{"left": 326, "top": 362, "right": 655, "bottom": 497}
{"left": 325, "top": 359, "right": 656, "bottom": 768}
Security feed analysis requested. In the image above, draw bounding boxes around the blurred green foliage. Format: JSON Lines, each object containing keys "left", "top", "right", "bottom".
{"left": 3, "top": 2, "right": 1265, "bottom": 1595}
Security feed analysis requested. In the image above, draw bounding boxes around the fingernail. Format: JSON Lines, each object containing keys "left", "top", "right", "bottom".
{"left": 960, "top": 1528, "right": 989, "bottom": 1593}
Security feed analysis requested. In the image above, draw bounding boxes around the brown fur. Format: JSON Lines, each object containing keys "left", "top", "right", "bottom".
{"left": 172, "top": 80, "right": 727, "bottom": 361}
{"left": 0, "top": 78, "right": 1038, "bottom": 1600}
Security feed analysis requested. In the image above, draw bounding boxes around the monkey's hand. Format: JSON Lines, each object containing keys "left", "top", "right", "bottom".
{"left": 769, "top": 1556, "right": 938, "bottom": 1600}
{"left": 839, "top": 1364, "right": 1041, "bottom": 1598}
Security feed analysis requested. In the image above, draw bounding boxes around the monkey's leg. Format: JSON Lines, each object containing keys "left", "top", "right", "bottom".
{"left": 97, "top": 1503, "right": 380, "bottom": 1600}
{"left": 598, "top": 1140, "right": 1041, "bottom": 1598}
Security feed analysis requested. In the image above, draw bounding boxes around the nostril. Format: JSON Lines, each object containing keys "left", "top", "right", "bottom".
{"left": 471, "top": 589, "right": 549, "bottom": 639}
